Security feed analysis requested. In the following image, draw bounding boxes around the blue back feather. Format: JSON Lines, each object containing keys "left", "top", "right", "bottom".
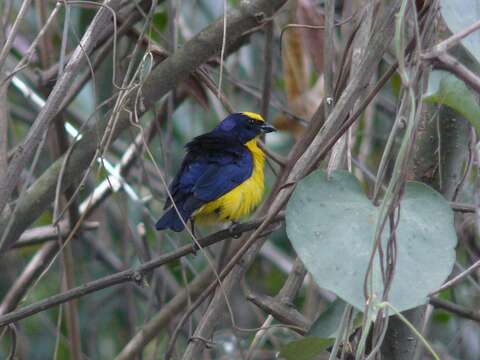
{"left": 155, "top": 122, "right": 254, "bottom": 232}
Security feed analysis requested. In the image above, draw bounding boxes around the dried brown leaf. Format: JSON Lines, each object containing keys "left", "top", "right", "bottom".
{"left": 297, "top": 0, "right": 325, "bottom": 74}
{"left": 282, "top": 2, "right": 308, "bottom": 106}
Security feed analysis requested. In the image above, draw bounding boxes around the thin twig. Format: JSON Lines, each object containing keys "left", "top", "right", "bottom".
{"left": 422, "top": 17, "right": 480, "bottom": 59}
{"left": 429, "top": 297, "right": 480, "bottom": 323}
{"left": 0, "top": 0, "right": 33, "bottom": 72}
{"left": 323, "top": 0, "right": 336, "bottom": 119}
{"left": 430, "top": 258, "right": 480, "bottom": 295}
{"left": 6, "top": 324, "right": 17, "bottom": 360}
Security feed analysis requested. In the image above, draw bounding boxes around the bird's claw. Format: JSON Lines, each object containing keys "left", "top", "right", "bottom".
{"left": 228, "top": 221, "right": 241, "bottom": 238}
{"left": 192, "top": 242, "right": 200, "bottom": 256}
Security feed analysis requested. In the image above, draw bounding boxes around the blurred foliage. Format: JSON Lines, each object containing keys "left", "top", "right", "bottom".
{"left": 279, "top": 337, "right": 334, "bottom": 360}
{"left": 1, "top": 0, "right": 480, "bottom": 359}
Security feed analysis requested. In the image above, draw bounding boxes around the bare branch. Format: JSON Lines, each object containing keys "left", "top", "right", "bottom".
{"left": 429, "top": 297, "right": 480, "bottom": 323}
{"left": 13, "top": 221, "right": 99, "bottom": 249}
{"left": 422, "top": 17, "right": 480, "bottom": 60}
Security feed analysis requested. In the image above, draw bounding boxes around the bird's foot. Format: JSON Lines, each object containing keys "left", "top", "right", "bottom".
{"left": 228, "top": 221, "right": 241, "bottom": 239}
{"left": 192, "top": 242, "right": 200, "bottom": 256}
{"left": 190, "top": 220, "right": 199, "bottom": 256}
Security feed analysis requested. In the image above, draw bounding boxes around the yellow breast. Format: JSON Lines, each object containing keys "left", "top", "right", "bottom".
{"left": 193, "top": 139, "right": 265, "bottom": 224}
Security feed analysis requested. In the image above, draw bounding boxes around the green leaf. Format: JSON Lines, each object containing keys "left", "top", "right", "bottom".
{"left": 152, "top": 8, "right": 168, "bottom": 35}
{"left": 390, "top": 72, "right": 402, "bottom": 98}
{"left": 308, "top": 299, "right": 347, "bottom": 338}
{"left": 440, "top": 0, "right": 480, "bottom": 64}
{"left": 423, "top": 70, "right": 480, "bottom": 132}
{"left": 285, "top": 170, "right": 457, "bottom": 312}
{"left": 279, "top": 337, "right": 334, "bottom": 360}
{"left": 433, "top": 310, "right": 451, "bottom": 324}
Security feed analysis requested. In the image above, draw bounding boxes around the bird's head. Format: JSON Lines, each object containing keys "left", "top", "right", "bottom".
{"left": 213, "top": 112, "right": 276, "bottom": 144}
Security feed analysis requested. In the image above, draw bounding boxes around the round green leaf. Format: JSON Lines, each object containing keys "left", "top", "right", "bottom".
{"left": 279, "top": 337, "right": 334, "bottom": 360}
{"left": 424, "top": 70, "right": 480, "bottom": 132}
{"left": 286, "top": 170, "right": 457, "bottom": 312}
{"left": 308, "top": 299, "right": 352, "bottom": 339}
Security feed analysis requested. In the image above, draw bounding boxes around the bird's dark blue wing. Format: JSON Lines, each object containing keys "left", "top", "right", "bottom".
{"left": 156, "top": 134, "right": 253, "bottom": 231}
{"left": 192, "top": 158, "right": 252, "bottom": 201}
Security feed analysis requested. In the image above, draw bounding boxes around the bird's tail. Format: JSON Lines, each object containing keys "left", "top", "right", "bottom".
{"left": 155, "top": 206, "right": 190, "bottom": 232}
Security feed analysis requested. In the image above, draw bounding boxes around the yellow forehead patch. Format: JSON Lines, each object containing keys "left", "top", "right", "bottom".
{"left": 242, "top": 112, "right": 264, "bottom": 122}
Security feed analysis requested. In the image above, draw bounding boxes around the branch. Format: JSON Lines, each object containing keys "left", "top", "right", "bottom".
{"left": 430, "top": 257, "right": 480, "bottom": 296}
{"left": 246, "top": 257, "right": 310, "bottom": 349}
{"left": 429, "top": 297, "right": 480, "bottom": 323}
{"left": 12, "top": 221, "right": 98, "bottom": 249}
{"left": 429, "top": 53, "right": 480, "bottom": 95}
{"left": 422, "top": 17, "right": 480, "bottom": 60}
{"left": 0, "top": 86, "right": 8, "bottom": 199}
{"left": 323, "top": 0, "right": 335, "bottom": 119}
{"left": 247, "top": 292, "right": 310, "bottom": 334}
{"left": 449, "top": 202, "right": 476, "bottom": 213}
{"left": 0, "top": 214, "right": 284, "bottom": 327}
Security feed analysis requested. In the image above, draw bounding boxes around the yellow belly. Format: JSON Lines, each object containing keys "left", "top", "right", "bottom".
{"left": 193, "top": 139, "right": 265, "bottom": 224}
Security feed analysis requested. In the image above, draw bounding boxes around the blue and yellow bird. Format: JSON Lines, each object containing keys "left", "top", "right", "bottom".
{"left": 155, "top": 112, "right": 276, "bottom": 232}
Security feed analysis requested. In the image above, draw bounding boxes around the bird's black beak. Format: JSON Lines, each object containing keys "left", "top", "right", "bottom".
{"left": 259, "top": 123, "right": 276, "bottom": 133}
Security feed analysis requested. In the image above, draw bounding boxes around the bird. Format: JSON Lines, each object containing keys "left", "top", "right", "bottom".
{"left": 155, "top": 112, "right": 276, "bottom": 232}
